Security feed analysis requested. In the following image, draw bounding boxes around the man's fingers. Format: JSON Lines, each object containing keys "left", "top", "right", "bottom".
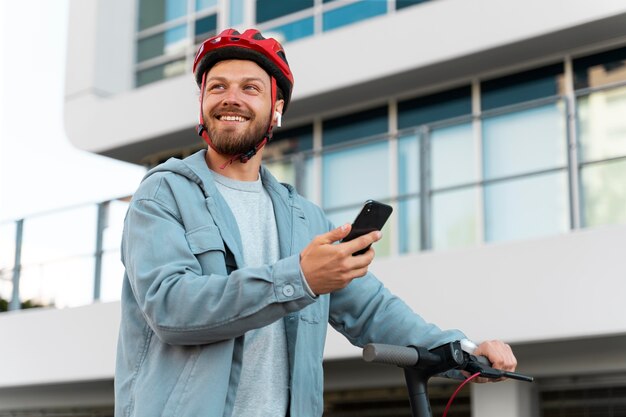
{"left": 318, "top": 224, "right": 351, "bottom": 244}
{"left": 341, "top": 230, "right": 382, "bottom": 254}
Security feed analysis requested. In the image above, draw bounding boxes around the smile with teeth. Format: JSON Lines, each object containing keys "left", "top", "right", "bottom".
{"left": 218, "top": 114, "right": 249, "bottom": 122}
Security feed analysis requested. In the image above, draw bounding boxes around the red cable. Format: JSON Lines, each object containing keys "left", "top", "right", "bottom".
{"left": 442, "top": 372, "right": 482, "bottom": 417}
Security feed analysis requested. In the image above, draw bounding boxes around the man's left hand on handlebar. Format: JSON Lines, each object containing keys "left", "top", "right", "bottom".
{"left": 470, "top": 340, "right": 517, "bottom": 383}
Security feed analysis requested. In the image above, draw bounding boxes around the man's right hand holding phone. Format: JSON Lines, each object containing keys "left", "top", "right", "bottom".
{"left": 300, "top": 224, "right": 382, "bottom": 295}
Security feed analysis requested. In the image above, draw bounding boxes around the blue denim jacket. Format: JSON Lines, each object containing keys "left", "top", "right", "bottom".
{"left": 115, "top": 150, "right": 465, "bottom": 417}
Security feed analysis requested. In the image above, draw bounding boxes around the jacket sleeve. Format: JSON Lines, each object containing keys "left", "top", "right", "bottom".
{"left": 328, "top": 272, "right": 466, "bottom": 350}
{"left": 122, "top": 195, "right": 315, "bottom": 346}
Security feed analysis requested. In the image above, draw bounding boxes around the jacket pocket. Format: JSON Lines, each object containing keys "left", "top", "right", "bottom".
{"left": 186, "top": 224, "right": 225, "bottom": 254}
{"left": 185, "top": 225, "right": 233, "bottom": 274}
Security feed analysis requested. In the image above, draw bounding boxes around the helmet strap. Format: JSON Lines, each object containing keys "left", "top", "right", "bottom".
{"left": 196, "top": 72, "right": 278, "bottom": 170}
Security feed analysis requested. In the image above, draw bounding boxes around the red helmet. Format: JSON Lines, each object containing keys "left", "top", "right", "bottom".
{"left": 193, "top": 28, "right": 294, "bottom": 112}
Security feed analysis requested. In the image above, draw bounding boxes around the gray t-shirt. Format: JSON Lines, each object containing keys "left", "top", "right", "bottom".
{"left": 211, "top": 170, "right": 289, "bottom": 417}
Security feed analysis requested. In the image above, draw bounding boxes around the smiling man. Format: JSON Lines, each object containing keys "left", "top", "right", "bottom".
{"left": 114, "top": 29, "right": 517, "bottom": 417}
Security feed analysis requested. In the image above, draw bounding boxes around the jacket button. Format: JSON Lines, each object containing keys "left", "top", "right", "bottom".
{"left": 283, "top": 285, "right": 295, "bottom": 297}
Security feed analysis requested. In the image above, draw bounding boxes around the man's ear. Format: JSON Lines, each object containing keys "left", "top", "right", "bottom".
{"left": 273, "top": 99, "right": 285, "bottom": 126}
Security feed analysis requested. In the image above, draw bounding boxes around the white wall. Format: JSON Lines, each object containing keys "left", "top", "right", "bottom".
{"left": 2, "top": 225, "right": 624, "bottom": 387}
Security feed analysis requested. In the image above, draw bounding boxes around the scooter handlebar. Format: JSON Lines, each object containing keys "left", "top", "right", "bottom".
{"left": 363, "top": 343, "right": 419, "bottom": 367}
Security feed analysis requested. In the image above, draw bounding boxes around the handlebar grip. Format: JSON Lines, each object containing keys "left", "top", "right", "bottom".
{"left": 363, "top": 343, "right": 418, "bottom": 367}
{"left": 474, "top": 354, "right": 491, "bottom": 367}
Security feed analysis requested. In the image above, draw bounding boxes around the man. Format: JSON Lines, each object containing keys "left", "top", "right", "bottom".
{"left": 115, "top": 29, "right": 516, "bottom": 417}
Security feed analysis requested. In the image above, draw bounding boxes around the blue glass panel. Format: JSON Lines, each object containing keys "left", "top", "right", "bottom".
{"left": 229, "top": 0, "right": 245, "bottom": 26}
{"left": 271, "top": 125, "right": 314, "bottom": 153}
{"left": 398, "top": 197, "right": 420, "bottom": 253}
{"left": 138, "top": 24, "right": 187, "bottom": 63}
{"left": 398, "top": 86, "right": 471, "bottom": 130}
{"left": 431, "top": 188, "right": 478, "bottom": 250}
{"left": 322, "top": 141, "right": 390, "bottom": 209}
{"left": 136, "top": 59, "right": 187, "bottom": 87}
{"left": 196, "top": 0, "right": 217, "bottom": 11}
{"left": 431, "top": 122, "right": 475, "bottom": 189}
{"left": 269, "top": 17, "right": 314, "bottom": 42}
{"left": 139, "top": 0, "right": 187, "bottom": 30}
{"left": 481, "top": 64, "right": 564, "bottom": 111}
{"left": 256, "top": 0, "right": 313, "bottom": 23}
{"left": 195, "top": 14, "right": 217, "bottom": 42}
{"left": 483, "top": 103, "right": 566, "bottom": 180}
{"left": 398, "top": 134, "right": 419, "bottom": 195}
{"left": 323, "top": 106, "right": 388, "bottom": 147}
{"left": 323, "top": 0, "right": 387, "bottom": 32}
{"left": 484, "top": 172, "right": 569, "bottom": 242}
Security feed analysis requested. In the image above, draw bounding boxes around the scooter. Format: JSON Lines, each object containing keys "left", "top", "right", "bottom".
{"left": 362, "top": 340, "right": 534, "bottom": 417}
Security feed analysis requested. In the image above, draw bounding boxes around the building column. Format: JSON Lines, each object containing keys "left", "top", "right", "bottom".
{"left": 471, "top": 380, "right": 538, "bottom": 417}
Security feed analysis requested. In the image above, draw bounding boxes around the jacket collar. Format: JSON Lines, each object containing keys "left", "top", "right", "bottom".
{"left": 179, "top": 150, "right": 301, "bottom": 262}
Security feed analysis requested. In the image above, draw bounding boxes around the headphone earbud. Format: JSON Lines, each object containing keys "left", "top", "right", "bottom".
{"left": 275, "top": 111, "right": 282, "bottom": 128}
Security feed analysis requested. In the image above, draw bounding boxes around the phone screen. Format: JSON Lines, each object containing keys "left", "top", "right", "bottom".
{"left": 342, "top": 200, "right": 393, "bottom": 255}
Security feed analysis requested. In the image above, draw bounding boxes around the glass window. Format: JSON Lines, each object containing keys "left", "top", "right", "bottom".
{"left": 577, "top": 85, "right": 626, "bottom": 162}
{"left": 137, "top": 24, "right": 188, "bottom": 63}
{"left": 264, "top": 125, "right": 314, "bottom": 198}
{"left": 323, "top": 106, "right": 388, "bottom": 147}
{"left": 138, "top": 0, "right": 187, "bottom": 30}
{"left": 482, "top": 103, "right": 567, "bottom": 180}
{"left": 481, "top": 64, "right": 565, "bottom": 111}
{"left": 581, "top": 159, "right": 626, "bottom": 228}
{"left": 136, "top": 59, "right": 186, "bottom": 87}
{"left": 267, "top": 125, "right": 314, "bottom": 157}
{"left": 431, "top": 188, "right": 479, "bottom": 250}
{"left": 195, "top": 14, "right": 217, "bottom": 43}
{"left": 322, "top": 141, "right": 390, "bottom": 209}
{"left": 268, "top": 17, "right": 315, "bottom": 43}
{"left": 196, "top": 0, "right": 217, "bottom": 11}
{"left": 398, "top": 86, "right": 471, "bottom": 130}
{"left": 431, "top": 122, "right": 476, "bottom": 189}
{"left": 396, "top": 0, "right": 429, "bottom": 10}
{"left": 20, "top": 258, "right": 95, "bottom": 309}
{"left": 398, "top": 197, "right": 420, "bottom": 254}
{"left": 100, "top": 200, "right": 130, "bottom": 302}
{"left": 0, "top": 222, "right": 16, "bottom": 272}
{"left": 0, "top": 222, "right": 16, "bottom": 307}
{"left": 398, "top": 133, "right": 420, "bottom": 196}
{"left": 19, "top": 206, "right": 98, "bottom": 308}
{"left": 398, "top": 134, "right": 420, "bottom": 253}
{"left": 573, "top": 46, "right": 626, "bottom": 90}
{"left": 323, "top": 0, "right": 387, "bottom": 32}
{"left": 256, "top": 0, "right": 313, "bottom": 24}
{"left": 230, "top": 0, "right": 245, "bottom": 26}
{"left": 484, "top": 172, "right": 569, "bottom": 242}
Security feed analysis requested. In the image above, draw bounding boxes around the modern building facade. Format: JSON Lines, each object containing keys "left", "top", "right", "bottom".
{"left": 2, "top": 0, "right": 626, "bottom": 415}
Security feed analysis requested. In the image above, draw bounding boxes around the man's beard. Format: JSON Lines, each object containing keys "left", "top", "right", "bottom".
{"left": 205, "top": 107, "right": 269, "bottom": 155}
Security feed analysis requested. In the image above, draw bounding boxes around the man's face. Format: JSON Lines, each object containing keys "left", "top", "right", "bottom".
{"left": 202, "top": 59, "right": 278, "bottom": 155}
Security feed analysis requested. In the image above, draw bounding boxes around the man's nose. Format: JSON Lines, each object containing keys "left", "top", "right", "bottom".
{"left": 220, "top": 88, "right": 242, "bottom": 106}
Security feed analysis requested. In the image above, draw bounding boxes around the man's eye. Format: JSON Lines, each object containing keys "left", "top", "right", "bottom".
{"left": 244, "top": 85, "right": 260, "bottom": 92}
{"left": 208, "top": 84, "right": 225, "bottom": 91}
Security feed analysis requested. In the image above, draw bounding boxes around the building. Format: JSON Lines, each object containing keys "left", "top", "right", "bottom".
{"left": 2, "top": 0, "right": 626, "bottom": 415}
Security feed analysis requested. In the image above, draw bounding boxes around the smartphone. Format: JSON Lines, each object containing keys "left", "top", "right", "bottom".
{"left": 341, "top": 200, "right": 393, "bottom": 256}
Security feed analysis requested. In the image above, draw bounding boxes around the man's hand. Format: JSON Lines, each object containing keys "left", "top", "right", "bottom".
{"left": 300, "top": 224, "right": 381, "bottom": 295}
{"left": 471, "top": 340, "right": 517, "bottom": 383}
